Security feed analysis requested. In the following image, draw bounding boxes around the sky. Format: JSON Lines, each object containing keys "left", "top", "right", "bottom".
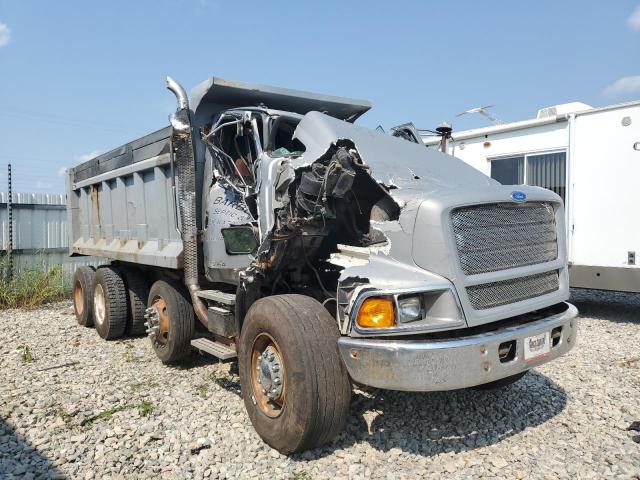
{"left": 0, "top": 0, "right": 639, "bottom": 194}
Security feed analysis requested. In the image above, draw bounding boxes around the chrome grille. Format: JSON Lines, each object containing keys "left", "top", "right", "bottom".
{"left": 466, "top": 270, "right": 560, "bottom": 310}
{"left": 451, "top": 202, "right": 557, "bottom": 275}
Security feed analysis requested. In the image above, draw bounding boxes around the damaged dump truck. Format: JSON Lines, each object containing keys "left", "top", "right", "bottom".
{"left": 67, "top": 76, "right": 578, "bottom": 453}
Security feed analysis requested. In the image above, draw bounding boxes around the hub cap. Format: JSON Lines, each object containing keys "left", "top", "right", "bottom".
{"left": 93, "top": 283, "right": 106, "bottom": 327}
{"left": 145, "top": 297, "right": 169, "bottom": 345}
{"left": 250, "top": 333, "right": 285, "bottom": 418}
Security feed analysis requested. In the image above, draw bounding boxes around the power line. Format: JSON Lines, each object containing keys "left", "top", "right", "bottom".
{"left": 0, "top": 104, "right": 144, "bottom": 130}
{"left": 0, "top": 105, "right": 145, "bottom": 135}
{"left": 0, "top": 154, "right": 67, "bottom": 163}
{"left": 0, "top": 111, "right": 141, "bottom": 135}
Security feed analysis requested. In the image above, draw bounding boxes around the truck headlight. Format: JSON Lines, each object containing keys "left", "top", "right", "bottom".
{"left": 356, "top": 297, "right": 396, "bottom": 328}
{"left": 353, "top": 287, "right": 465, "bottom": 334}
{"left": 397, "top": 295, "right": 423, "bottom": 323}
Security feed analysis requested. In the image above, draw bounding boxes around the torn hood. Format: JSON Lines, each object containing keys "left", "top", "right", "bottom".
{"left": 293, "top": 111, "right": 496, "bottom": 199}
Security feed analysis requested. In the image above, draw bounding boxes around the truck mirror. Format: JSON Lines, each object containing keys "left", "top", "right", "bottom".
{"left": 221, "top": 227, "right": 258, "bottom": 255}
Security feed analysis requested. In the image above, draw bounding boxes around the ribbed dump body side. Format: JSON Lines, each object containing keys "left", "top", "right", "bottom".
{"left": 66, "top": 127, "right": 184, "bottom": 268}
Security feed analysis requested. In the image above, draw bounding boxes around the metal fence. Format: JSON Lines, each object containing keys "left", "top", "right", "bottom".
{"left": 0, "top": 191, "right": 96, "bottom": 276}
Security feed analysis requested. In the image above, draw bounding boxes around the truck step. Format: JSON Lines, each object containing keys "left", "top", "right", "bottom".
{"left": 191, "top": 338, "right": 237, "bottom": 360}
{"left": 196, "top": 289, "right": 236, "bottom": 305}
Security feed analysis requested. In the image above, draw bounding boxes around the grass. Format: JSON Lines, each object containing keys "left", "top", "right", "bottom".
{"left": 80, "top": 401, "right": 155, "bottom": 426}
{"left": 56, "top": 406, "right": 75, "bottom": 424}
{"left": 137, "top": 401, "right": 154, "bottom": 417}
{"left": 80, "top": 406, "right": 128, "bottom": 426}
{"left": 209, "top": 370, "right": 239, "bottom": 390}
{"left": 129, "top": 379, "right": 159, "bottom": 391}
{"left": 122, "top": 343, "right": 135, "bottom": 362}
{"left": 17, "top": 344, "right": 35, "bottom": 363}
{"left": 195, "top": 384, "right": 209, "bottom": 397}
{"left": 0, "top": 256, "right": 70, "bottom": 309}
{"left": 291, "top": 472, "right": 312, "bottom": 480}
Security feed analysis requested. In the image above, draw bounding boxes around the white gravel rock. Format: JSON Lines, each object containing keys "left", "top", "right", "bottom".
{"left": 0, "top": 289, "right": 639, "bottom": 479}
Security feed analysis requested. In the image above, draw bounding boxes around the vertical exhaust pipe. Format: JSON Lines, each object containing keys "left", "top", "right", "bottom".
{"left": 435, "top": 122, "right": 453, "bottom": 154}
{"left": 166, "top": 76, "right": 210, "bottom": 328}
{"left": 166, "top": 76, "right": 189, "bottom": 111}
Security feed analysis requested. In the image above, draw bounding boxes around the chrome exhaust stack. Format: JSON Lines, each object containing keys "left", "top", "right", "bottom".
{"left": 166, "top": 76, "right": 189, "bottom": 111}
{"left": 166, "top": 76, "right": 210, "bottom": 328}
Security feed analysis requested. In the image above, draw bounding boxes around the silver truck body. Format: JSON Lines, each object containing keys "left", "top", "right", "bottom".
{"left": 67, "top": 77, "right": 577, "bottom": 391}
{"left": 66, "top": 128, "right": 181, "bottom": 268}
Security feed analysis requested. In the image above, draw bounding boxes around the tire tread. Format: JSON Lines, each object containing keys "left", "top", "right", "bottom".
{"left": 73, "top": 266, "right": 95, "bottom": 327}
{"left": 121, "top": 267, "right": 149, "bottom": 336}
{"left": 148, "top": 280, "right": 194, "bottom": 364}
{"left": 92, "top": 266, "right": 127, "bottom": 340}
{"left": 240, "top": 294, "right": 351, "bottom": 453}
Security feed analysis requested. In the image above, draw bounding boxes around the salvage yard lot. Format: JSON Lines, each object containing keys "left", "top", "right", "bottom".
{"left": 1, "top": 290, "right": 639, "bottom": 479}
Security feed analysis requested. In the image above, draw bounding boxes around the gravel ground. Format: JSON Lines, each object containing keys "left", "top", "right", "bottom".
{"left": 1, "top": 289, "right": 639, "bottom": 479}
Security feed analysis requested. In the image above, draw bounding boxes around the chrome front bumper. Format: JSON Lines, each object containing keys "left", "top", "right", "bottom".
{"left": 337, "top": 302, "right": 578, "bottom": 391}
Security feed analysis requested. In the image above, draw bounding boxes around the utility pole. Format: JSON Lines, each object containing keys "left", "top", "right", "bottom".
{"left": 7, "top": 163, "right": 13, "bottom": 280}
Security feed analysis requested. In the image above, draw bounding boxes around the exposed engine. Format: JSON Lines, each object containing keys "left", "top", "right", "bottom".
{"left": 249, "top": 144, "right": 399, "bottom": 303}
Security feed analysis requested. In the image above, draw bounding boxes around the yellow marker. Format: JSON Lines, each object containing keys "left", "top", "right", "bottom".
{"left": 357, "top": 297, "right": 395, "bottom": 328}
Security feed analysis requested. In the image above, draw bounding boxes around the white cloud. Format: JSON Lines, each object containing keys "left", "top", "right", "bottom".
{"left": 75, "top": 150, "right": 102, "bottom": 163}
{"left": 57, "top": 167, "right": 67, "bottom": 177}
{"left": 603, "top": 76, "right": 640, "bottom": 97}
{"left": 0, "top": 22, "right": 11, "bottom": 47}
{"left": 628, "top": 5, "right": 640, "bottom": 31}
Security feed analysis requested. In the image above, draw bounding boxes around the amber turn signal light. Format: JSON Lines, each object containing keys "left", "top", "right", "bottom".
{"left": 356, "top": 297, "right": 396, "bottom": 328}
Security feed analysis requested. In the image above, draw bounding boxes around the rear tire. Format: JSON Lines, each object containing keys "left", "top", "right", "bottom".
{"left": 473, "top": 371, "right": 528, "bottom": 390}
{"left": 147, "top": 280, "right": 194, "bottom": 364}
{"left": 92, "top": 266, "right": 128, "bottom": 340}
{"left": 73, "top": 266, "right": 95, "bottom": 327}
{"left": 239, "top": 294, "right": 352, "bottom": 454}
{"left": 121, "top": 267, "right": 149, "bottom": 336}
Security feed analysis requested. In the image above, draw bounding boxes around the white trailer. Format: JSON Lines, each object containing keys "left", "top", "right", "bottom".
{"left": 422, "top": 100, "right": 640, "bottom": 293}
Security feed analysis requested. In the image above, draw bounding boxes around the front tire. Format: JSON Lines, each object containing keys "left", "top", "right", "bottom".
{"left": 239, "top": 294, "right": 351, "bottom": 454}
{"left": 92, "top": 266, "right": 128, "bottom": 340}
{"left": 147, "top": 280, "right": 194, "bottom": 364}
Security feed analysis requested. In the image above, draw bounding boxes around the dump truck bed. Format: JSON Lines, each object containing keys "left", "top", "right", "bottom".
{"left": 66, "top": 126, "right": 184, "bottom": 268}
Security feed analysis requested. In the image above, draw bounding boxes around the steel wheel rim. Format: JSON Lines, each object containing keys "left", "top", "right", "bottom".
{"left": 250, "top": 333, "right": 285, "bottom": 418}
{"left": 150, "top": 296, "right": 170, "bottom": 347}
{"left": 93, "top": 283, "right": 106, "bottom": 327}
{"left": 74, "top": 280, "right": 84, "bottom": 316}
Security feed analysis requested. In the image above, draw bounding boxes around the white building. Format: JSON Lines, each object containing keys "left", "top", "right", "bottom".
{"left": 422, "top": 100, "right": 640, "bottom": 293}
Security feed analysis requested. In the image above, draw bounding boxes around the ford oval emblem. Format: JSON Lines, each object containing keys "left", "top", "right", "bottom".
{"left": 511, "top": 191, "right": 527, "bottom": 202}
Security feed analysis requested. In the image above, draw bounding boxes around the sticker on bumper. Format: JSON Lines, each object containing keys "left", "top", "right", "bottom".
{"left": 524, "top": 332, "right": 551, "bottom": 361}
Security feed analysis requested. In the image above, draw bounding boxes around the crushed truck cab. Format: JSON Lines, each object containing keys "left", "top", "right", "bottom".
{"left": 67, "top": 76, "right": 577, "bottom": 453}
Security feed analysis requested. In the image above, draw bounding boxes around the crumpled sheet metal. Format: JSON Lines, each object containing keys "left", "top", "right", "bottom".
{"left": 332, "top": 249, "right": 456, "bottom": 334}
{"left": 288, "top": 112, "right": 488, "bottom": 331}
{"left": 292, "top": 111, "right": 495, "bottom": 193}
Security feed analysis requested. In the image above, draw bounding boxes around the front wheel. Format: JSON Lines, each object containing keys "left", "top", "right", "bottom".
{"left": 239, "top": 294, "right": 352, "bottom": 454}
